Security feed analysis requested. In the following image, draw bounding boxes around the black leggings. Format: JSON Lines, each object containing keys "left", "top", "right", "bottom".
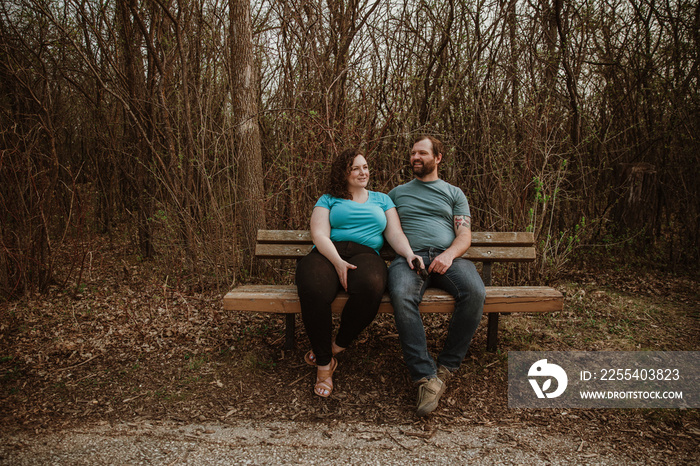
{"left": 295, "top": 241, "right": 387, "bottom": 366}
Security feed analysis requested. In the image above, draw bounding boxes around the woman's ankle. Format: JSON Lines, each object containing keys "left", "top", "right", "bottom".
{"left": 331, "top": 342, "right": 345, "bottom": 355}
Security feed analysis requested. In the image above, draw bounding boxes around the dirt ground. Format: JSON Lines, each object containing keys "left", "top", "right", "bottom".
{"left": 1, "top": 243, "right": 698, "bottom": 464}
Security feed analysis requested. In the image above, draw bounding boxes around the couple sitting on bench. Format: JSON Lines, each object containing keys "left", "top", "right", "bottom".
{"left": 295, "top": 135, "right": 485, "bottom": 417}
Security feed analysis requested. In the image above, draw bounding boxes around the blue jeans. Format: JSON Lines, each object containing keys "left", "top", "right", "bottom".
{"left": 388, "top": 249, "right": 485, "bottom": 382}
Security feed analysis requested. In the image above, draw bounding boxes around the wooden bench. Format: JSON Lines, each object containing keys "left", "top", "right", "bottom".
{"left": 223, "top": 230, "right": 563, "bottom": 351}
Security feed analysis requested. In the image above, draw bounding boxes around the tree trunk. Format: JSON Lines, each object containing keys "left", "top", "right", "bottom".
{"left": 554, "top": 0, "right": 580, "bottom": 146}
{"left": 229, "top": 0, "right": 266, "bottom": 269}
{"left": 117, "top": 0, "right": 155, "bottom": 259}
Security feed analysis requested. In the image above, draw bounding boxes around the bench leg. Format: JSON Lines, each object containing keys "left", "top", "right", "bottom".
{"left": 486, "top": 313, "right": 499, "bottom": 352}
{"left": 284, "top": 314, "right": 296, "bottom": 350}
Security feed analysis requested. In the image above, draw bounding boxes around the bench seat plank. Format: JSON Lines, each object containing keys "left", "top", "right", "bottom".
{"left": 223, "top": 285, "right": 563, "bottom": 314}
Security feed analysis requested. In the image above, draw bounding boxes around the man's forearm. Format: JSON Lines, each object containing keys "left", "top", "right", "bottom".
{"left": 445, "top": 229, "right": 471, "bottom": 259}
{"left": 446, "top": 215, "right": 472, "bottom": 258}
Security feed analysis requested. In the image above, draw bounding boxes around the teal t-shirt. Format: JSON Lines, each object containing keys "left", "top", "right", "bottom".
{"left": 315, "top": 191, "right": 395, "bottom": 253}
{"left": 388, "top": 179, "right": 470, "bottom": 251}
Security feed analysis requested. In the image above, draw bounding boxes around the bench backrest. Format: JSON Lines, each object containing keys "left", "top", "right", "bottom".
{"left": 255, "top": 230, "right": 535, "bottom": 263}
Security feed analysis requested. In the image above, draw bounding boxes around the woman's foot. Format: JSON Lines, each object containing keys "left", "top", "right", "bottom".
{"left": 304, "top": 342, "right": 345, "bottom": 366}
{"left": 314, "top": 358, "right": 338, "bottom": 397}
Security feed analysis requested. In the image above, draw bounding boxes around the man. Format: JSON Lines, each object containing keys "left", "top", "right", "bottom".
{"left": 388, "top": 135, "right": 485, "bottom": 417}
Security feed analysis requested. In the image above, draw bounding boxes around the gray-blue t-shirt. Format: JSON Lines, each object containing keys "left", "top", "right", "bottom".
{"left": 388, "top": 179, "right": 470, "bottom": 251}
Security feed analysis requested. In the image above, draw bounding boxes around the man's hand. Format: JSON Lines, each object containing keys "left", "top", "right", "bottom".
{"left": 428, "top": 250, "right": 456, "bottom": 275}
{"left": 429, "top": 215, "right": 472, "bottom": 275}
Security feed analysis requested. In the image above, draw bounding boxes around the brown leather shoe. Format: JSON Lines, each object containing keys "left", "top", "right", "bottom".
{"left": 415, "top": 377, "right": 445, "bottom": 417}
{"left": 437, "top": 365, "right": 453, "bottom": 383}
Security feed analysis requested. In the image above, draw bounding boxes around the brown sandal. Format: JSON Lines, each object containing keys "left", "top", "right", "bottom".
{"left": 304, "top": 346, "right": 344, "bottom": 366}
{"left": 314, "top": 358, "right": 338, "bottom": 398}
{"left": 304, "top": 350, "right": 318, "bottom": 366}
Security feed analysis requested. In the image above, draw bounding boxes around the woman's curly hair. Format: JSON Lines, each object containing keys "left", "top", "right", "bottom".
{"left": 327, "top": 148, "right": 361, "bottom": 199}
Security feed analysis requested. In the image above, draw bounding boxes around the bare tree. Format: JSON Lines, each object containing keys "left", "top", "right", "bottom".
{"left": 1, "top": 0, "right": 698, "bottom": 298}
{"left": 229, "top": 0, "right": 266, "bottom": 266}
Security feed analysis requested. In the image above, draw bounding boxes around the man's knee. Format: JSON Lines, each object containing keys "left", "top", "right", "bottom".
{"left": 449, "top": 260, "right": 485, "bottom": 299}
{"left": 471, "top": 281, "right": 486, "bottom": 303}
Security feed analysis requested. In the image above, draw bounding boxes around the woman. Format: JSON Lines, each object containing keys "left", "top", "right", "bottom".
{"left": 296, "top": 148, "right": 423, "bottom": 397}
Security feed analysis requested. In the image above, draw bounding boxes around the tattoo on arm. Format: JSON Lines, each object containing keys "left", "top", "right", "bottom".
{"left": 454, "top": 215, "right": 471, "bottom": 231}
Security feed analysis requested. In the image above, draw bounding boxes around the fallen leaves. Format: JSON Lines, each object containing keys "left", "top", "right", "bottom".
{"left": 0, "top": 247, "right": 698, "bottom": 464}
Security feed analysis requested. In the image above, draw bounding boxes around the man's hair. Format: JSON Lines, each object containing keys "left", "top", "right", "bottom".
{"left": 412, "top": 135, "right": 445, "bottom": 161}
{"left": 327, "top": 147, "right": 361, "bottom": 199}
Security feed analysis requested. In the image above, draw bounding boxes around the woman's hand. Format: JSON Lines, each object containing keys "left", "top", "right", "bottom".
{"left": 310, "top": 206, "right": 354, "bottom": 289}
{"left": 407, "top": 253, "right": 428, "bottom": 280}
{"left": 333, "top": 260, "right": 357, "bottom": 291}
{"left": 407, "top": 253, "right": 424, "bottom": 271}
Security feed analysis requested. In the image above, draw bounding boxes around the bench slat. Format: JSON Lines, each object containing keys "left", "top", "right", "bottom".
{"left": 223, "top": 285, "right": 563, "bottom": 314}
{"left": 257, "top": 230, "right": 311, "bottom": 243}
{"left": 257, "top": 230, "right": 534, "bottom": 247}
{"left": 255, "top": 243, "right": 536, "bottom": 262}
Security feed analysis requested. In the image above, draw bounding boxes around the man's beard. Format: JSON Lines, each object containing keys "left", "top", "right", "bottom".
{"left": 412, "top": 158, "right": 437, "bottom": 178}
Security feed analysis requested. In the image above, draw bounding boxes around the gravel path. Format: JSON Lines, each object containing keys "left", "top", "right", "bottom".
{"left": 1, "top": 418, "right": 673, "bottom": 465}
